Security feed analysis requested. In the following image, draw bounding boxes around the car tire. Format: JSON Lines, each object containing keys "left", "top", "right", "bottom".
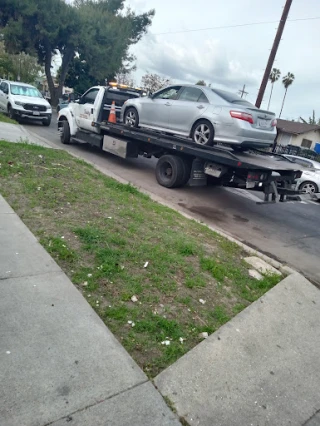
{"left": 299, "top": 181, "right": 319, "bottom": 194}
{"left": 8, "top": 105, "right": 15, "bottom": 120}
{"left": 156, "top": 155, "right": 186, "bottom": 188}
{"left": 60, "top": 120, "right": 71, "bottom": 144}
{"left": 124, "top": 107, "right": 139, "bottom": 128}
{"left": 191, "top": 120, "right": 214, "bottom": 146}
{"left": 42, "top": 116, "right": 51, "bottom": 127}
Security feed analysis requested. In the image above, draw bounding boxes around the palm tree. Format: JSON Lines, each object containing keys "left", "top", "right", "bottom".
{"left": 279, "top": 72, "right": 295, "bottom": 118}
{"left": 267, "top": 68, "right": 281, "bottom": 110}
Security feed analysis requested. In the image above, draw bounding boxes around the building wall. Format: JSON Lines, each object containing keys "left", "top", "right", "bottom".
{"left": 289, "top": 130, "right": 320, "bottom": 150}
{"left": 277, "top": 132, "right": 292, "bottom": 146}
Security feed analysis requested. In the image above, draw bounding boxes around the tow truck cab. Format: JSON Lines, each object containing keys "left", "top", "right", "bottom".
{"left": 58, "top": 83, "right": 145, "bottom": 137}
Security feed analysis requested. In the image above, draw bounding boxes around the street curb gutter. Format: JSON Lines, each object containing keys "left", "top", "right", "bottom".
{"left": 24, "top": 129, "right": 297, "bottom": 277}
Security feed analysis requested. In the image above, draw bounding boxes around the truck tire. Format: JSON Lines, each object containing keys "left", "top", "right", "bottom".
{"left": 8, "top": 105, "right": 15, "bottom": 120}
{"left": 124, "top": 107, "right": 139, "bottom": 128}
{"left": 60, "top": 120, "right": 71, "bottom": 144}
{"left": 42, "top": 116, "right": 51, "bottom": 126}
{"left": 156, "top": 155, "right": 186, "bottom": 188}
{"left": 191, "top": 119, "right": 214, "bottom": 146}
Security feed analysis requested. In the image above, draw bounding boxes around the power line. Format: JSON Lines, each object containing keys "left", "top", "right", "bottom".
{"left": 153, "top": 16, "right": 320, "bottom": 36}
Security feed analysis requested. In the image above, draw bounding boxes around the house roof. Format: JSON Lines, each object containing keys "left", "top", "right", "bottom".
{"left": 277, "top": 119, "right": 320, "bottom": 135}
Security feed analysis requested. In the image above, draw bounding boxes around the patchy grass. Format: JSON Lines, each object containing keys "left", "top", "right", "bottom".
{"left": 0, "top": 141, "right": 282, "bottom": 377}
{"left": 0, "top": 113, "right": 17, "bottom": 124}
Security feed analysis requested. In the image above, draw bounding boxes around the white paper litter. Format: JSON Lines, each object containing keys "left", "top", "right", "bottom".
{"left": 144, "top": 261, "right": 149, "bottom": 268}
{"left": 199, "top": 332, "right": 209, "bottom": 339}
{"left": 199, "top": 299, "right": 206, "bottom": 305}
{"left": 179, "top": 337, "right": 185, "bottom": 344}
{"left": 131, "top": 295, "right": 138, "bottom": 303}
{"left": 87, "top": 273, "right": 92, "bottom": 277}
{"left": 6, "top": 351, "right": 11, "bottom": 354}
{"left": 161, "top": 340, "right": 170, "bottom": 346}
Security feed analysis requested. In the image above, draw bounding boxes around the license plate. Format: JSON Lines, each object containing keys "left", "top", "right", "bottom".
{"left": 258, "top": 119, "right": 269, "bottom": 128}
{"left": 33, "top": 111, "right": 40, "bottom": 116}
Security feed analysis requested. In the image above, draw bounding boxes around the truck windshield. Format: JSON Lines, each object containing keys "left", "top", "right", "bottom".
{"left": 10, "top": 84, "right": 42, "bottom": 98}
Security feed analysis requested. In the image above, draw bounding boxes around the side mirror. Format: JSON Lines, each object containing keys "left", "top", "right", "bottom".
{"left": 148, "top": 92, "right": 153, "bottom": 98}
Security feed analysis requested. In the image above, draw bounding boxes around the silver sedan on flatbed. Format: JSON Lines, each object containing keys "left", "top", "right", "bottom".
{"left": 121, "top": 84, "right": 277, "bottom": 149}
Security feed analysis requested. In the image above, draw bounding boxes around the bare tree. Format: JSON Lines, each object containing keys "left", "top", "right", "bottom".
{"left": 140, "top": 72, "right": 172, "bottom": 93}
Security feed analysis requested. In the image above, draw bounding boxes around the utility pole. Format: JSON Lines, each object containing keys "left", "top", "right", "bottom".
{"left": 255, "top": 0, "right": 293, "bottom": 108}
{"left": 238, "top": 84, "right": 248, "bottom": 98}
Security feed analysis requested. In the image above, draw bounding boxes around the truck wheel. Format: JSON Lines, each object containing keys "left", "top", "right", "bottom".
{"left": 191, "top": 120, "right": 214, "bottom": 146}
{"left": 42, "top": 116, "right": 51, "bottom": 126}
{"left": 156, "top": 155, "right": 186, "bottom": 188}
{"left": 60, "top": 120, "right": 71, "bottom": 144}
{"left": 124, "top": 107, "right": 139, "bottom": 127}
{"left": 8, "top": 105, "right": 15, "bottom": 120}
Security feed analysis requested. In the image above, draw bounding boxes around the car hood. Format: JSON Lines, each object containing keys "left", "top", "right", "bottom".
{"left": 12, "top": 95, "right": 51, "bottom": 108}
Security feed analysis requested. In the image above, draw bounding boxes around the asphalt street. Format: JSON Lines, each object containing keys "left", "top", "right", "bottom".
{"left": 24, "top": 113, "right": 320, "bottom": 284}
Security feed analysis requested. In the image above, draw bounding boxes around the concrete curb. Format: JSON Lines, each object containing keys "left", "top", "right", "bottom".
{"left": 22, "top": 130, "right": 297, "bottom": 277}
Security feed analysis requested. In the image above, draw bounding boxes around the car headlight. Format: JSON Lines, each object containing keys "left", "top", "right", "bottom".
{"left": 47, "top": 107, "right": 52, "bottom": 112}
{"left": 14, "top": 101, "right": 25, "bottom": 107}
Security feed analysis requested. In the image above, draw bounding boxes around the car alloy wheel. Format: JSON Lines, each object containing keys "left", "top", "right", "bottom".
{"left": 192, "top": 120, "right": 214, "bottom": 146}
{"left": 299, "top": 181, "right": 318, "bottom": 194}
{"left": 124, "top": 108, "right": 139, "bottom": 127}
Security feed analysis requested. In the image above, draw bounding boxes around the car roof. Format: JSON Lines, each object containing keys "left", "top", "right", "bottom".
{"left": 4, "top": 80, "right": 36, "bottom": 88}
{"left": 285, "top": 155, "right": 320, "bottom": 168}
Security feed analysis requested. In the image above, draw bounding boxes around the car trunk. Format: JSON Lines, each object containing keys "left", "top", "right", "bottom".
{"left": 245, "top": 107, "right": 275, "bottom": 131}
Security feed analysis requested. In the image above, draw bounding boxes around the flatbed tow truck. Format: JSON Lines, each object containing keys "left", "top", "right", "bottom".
{"left": 58, "top": 85, "right": 303, "bottom": 204}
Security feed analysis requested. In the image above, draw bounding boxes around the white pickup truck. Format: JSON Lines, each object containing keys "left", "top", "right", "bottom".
{"left": 58, "top": 84, "right": 144, "bottom": 145}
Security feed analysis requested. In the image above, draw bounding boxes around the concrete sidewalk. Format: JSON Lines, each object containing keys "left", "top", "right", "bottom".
{"left": 0, "top": 121, "right": 52, "bottom": 147}
{"left": 155, "top": 273, "right": 320, "bottom": 426}
{"left": 0, "top": 196, "right": 180, "bottom": 426}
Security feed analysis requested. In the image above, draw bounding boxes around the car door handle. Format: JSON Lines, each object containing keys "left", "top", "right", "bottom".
{"left": 197, "top": 105, "right": 205, "bottom": 109}
{"left": 165, "top": 102, "right": 171, "bottom": 106}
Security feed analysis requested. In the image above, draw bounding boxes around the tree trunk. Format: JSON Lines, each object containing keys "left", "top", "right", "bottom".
{"left": 267, "top": 83, "right": 274, "bottom": 111}
{"left": 279, "top": 88, "right": 287, "bottom": 118}
{"left": 44, "top": 45, "right": 74, "bottom": 107}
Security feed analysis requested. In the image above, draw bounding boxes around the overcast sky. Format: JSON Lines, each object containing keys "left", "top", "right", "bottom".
{"left": 125, "top": 0, "right": 320, "bottom": 121}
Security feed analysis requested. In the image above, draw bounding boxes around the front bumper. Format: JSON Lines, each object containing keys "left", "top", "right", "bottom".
{"left": 13, "top": 108, "right": 51, "bottom": 120}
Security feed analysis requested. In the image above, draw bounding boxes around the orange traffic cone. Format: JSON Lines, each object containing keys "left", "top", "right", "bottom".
{"left": 108, "top": 101, "right": 117, "bottom": 123}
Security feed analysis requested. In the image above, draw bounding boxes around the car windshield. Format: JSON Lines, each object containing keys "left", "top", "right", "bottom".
{"left": 211, "top": 88, "right": 254, "bottom": 107}
{"left": 10, "top": 84, "right": 42, "bottom": 98}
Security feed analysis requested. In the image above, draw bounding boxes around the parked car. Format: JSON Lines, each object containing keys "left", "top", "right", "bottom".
{"left": 282, "top": 155, "right": 320, "bottom": 193}
{"left": 121, "top": 84, "right": 277, "bottom": 148}
{"left": 0, "top": 80, "right": 52, "bottom": 126}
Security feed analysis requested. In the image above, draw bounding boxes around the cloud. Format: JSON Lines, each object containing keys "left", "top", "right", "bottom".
{"left": 133, "top": 34, "right": 259, "bottom": 90}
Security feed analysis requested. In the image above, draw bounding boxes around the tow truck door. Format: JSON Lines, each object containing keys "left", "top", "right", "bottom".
{"left": 77, "top": 88, "right": 100, "bottom": 132}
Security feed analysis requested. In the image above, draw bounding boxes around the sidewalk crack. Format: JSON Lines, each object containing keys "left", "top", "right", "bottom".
{"left": 42, "top": 379, "right": 149, "bottom": 426}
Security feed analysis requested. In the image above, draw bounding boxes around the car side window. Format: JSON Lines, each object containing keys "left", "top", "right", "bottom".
{"left": 198, "top": 92, "right": 209, "bottom": 103}
{"left": 0, "top": 82, "right": 3, "bottom": 92}
{"left": 81, "top": 89, "right": 99, "bottom": 105}
{"left": 153, "top": 86, "right": 181, "bottom": 100}
{"left": 2, "top": 83, "right": 8, "bottom": 94}
{"left": 178, "top": 87, "right": 204, "bottom": 102}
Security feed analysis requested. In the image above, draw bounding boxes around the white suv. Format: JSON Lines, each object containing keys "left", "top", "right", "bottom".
{"left": 0, "top": 80, "right": 52, "bottom": 126}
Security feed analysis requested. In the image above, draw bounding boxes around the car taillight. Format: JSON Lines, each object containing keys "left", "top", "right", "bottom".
{"left": 230, "top": 110, "right": 254, "bottom": 124}
{"left": 271, "top": 119, "right": 277, "bottom": 127}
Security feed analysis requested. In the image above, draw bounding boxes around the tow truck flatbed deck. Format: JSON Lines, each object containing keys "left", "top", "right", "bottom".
{"left": 99, "top": 122, "right": 300, "bottom": 174}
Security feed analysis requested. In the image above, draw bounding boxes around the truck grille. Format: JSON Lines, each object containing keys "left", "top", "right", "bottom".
{"left": 24, "top": 104, "right": 47, "bottom": 112}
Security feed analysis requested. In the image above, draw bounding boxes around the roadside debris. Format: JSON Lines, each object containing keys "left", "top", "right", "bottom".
{"left": 248, "top": 269, "right": 263, "bottom": 280}
{"left": 199, "top": 332, "right": 209, "bottom": 339}
{"left": 199, "top": 299, "right": 206, "bottom": 305}
{"left": 161, "top": 340, "right": 170, "bottom": 346}
{"left": 131, "top": 295, "right": 138, "bottom": 303}
{"left": 144, "top": 261, "right": 149, "bottom": 268}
